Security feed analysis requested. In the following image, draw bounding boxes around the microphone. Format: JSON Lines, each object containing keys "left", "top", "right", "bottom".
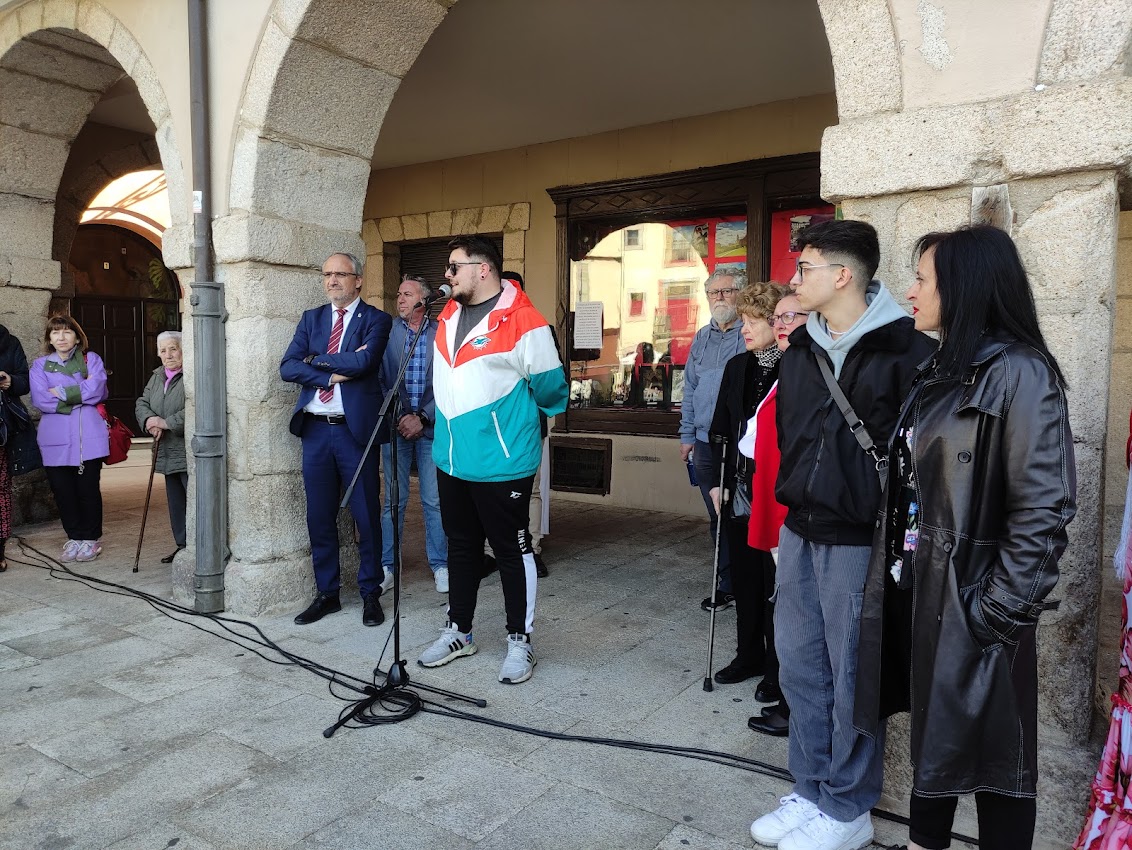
{"left": 415, "top": 283, "right": 451, "bottom": 309}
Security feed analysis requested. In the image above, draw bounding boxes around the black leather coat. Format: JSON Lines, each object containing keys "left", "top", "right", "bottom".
{"left": 853, "top": 335, "right": 1076, "bottom": 797}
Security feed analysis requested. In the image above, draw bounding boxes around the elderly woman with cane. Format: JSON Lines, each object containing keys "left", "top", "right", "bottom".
{"left": 136, "top": 331, "right": 187, "bottom": 563}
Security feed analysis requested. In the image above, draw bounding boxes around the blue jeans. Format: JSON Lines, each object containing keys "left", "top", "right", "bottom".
{"left": 774, "top": 525, "right": 885, "bottom": 822}
{"left": 693, "top": 438, "right": 731, "bottom": 593}
{"left": 381, "top": 436, "right": 446, "bottom": 574}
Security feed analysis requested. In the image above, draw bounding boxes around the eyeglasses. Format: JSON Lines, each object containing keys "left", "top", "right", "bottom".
{"left": 706, "top": 287, "right": 739, "bottom": 298}
{"left": 446, "top": 261, "right": 482, "bottom": 275}
{"left": 321, "top": 271, "right": 359, "bottom": 281}
{"left": 767, "top": 311, "right": 809, "bottom": 327}
{"left": 795, "top": 262, "right": 844, "bottom": 280}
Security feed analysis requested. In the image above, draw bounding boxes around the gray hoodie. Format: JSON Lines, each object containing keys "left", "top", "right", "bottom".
{"left": 806, "top": 281, "right": 910, "bottom": 378}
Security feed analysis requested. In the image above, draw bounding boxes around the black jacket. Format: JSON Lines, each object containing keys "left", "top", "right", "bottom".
{"left": 775, "top": 317, "right": 936, "bottom": 545}
{"left": 709, "top": 350, "right": 779, "bottom": 520}
{"left": 853, "top": 336, "right": 1076, "bottom": 796}
{"left": 0, "top": 324, "right": 39, "bottom": 476}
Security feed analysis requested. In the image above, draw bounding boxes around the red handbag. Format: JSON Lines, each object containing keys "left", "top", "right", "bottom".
{"left": 96, "top": 403, "right": 134, "bottom": 465}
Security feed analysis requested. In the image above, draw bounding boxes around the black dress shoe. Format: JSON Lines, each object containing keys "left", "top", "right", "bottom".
{"left": 161, "top": 546, "right": 186, "bottom": 564}
{"left": 748, "top": 710, "right": 790, "bottom": 737}
{"left": 701, "top": 593, "right": 735, "bottom": 612}
{"left": 294, "top": 592, "right": 341, "bottom": 625}
{"left": 714, "top": 658, "right": 762, "bottom": 685}
{"left": 760, "top": 701, "right": 790, "bottom": 719}
{"left": 362, "top": 591, "right": 385, "bottom": 627}
{"left": 534, "top": 553, "right": 548, "bottom": 578}
{"left": 755, "top": 678, "right": 782, "bottom": 703}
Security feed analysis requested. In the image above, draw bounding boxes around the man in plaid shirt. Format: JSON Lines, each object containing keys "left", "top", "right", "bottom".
{"left": 379, "top": 274, "right": 449, "bottom": 593}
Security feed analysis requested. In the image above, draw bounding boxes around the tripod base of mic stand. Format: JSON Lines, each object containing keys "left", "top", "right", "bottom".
{"left": 386, "top": 660, "right": 410, "bottom": 687}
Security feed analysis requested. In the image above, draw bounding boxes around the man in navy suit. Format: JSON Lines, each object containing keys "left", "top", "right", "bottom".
{"left": 379, "top": 274, "right": 448, "bottom": 594}
{"left": 280, "top": 252, "right": 392, "bottom": 627}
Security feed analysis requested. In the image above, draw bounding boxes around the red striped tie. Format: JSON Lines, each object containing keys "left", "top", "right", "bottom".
{"left": 317, "top": 308, "right": 347, "bottom": 403}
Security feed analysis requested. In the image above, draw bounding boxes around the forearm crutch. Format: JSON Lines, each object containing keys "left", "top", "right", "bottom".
{"left": 703, "top": 435, "right": 728, "bottom": 693}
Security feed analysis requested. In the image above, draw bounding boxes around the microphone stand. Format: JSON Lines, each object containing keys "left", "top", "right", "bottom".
{"left": 326, "top": 296, "right": 484, "bottom": 738}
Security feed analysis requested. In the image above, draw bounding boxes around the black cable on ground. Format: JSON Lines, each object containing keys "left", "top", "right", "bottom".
{"left": 9, "top": 536, "right": 978, "bottom": 845}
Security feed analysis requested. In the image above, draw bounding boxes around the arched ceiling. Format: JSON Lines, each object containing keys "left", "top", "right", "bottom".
{"left": 372, "top": 0, "right": 835, "bottom": 169}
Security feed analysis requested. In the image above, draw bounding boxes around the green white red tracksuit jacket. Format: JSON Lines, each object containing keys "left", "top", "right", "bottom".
{"left": 432, "top": 280, "right": 568, "bottom": 483}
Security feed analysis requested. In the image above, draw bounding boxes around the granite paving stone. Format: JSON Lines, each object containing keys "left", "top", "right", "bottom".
{"left": 4, "top": 619, "right": 135, "bottom": 660}
{"left": 0, "top": 742, "right": 88, "bottom": 810}
{"left": 474, "top": 783, "right": 673, "bottom": 850}
{"left": 375, "top": 746, "right": 557, "bottom": 841}
{"left": 0, "top": 734, "right": 274, "bottom": 850}
{"left": 98, "top": 652, "right": 240, "bottom": 703}
{"left": 32, "top": 674, "right": 302, "bottom": 777}
{"left": 298, "top": 796, "right": 475, "bottom": 850}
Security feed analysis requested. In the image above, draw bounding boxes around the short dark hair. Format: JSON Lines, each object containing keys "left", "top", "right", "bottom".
{"left": 43, "top": 314, "right": 89, "bottom": 354}
{"left": 501, "top": 270, "right": 524, "bottom": 290}
{"left": 448, "top": 235, "right": 501, "bottom": 278}
{"left": 795, "top": 219, "right": 880, "bottom": 285}
{"left": 915, "top": 225, "right": 1064, "bottom": 385}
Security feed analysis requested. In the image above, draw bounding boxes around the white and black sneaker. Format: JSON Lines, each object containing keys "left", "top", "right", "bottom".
{"left": 417, "top": 621, "right": 477, "bottom": 667}
{"left": 498, "top": 633, "right": 536, "bottom": 684}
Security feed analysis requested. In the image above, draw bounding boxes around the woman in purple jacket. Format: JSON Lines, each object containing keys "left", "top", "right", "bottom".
{"left": 30, "top": 316, "right": 109, "bottom": 563}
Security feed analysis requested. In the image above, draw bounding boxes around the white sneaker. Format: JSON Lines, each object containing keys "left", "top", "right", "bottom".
{"left": 779, "top": 811, "right": 873, "bottom": 850}
{"left": 434, "top": 567, "right": 449, "bottom": 593}
{"left": 417, "top": 622, "right": 476, "bottom": 667}
{"left": 751, "top": 793, "right": 820, "bottom": 847}
{"left": 75, "top": 540, "right": 102, "bottom": 563}
{"left": 61, "top": 539, "right": 81, "bottom": 562}
{"left": 498, "top": 633, "right": 536, "bottom": 684}
{"left": 380, "top": 570, "right": 394, "bottom": 594}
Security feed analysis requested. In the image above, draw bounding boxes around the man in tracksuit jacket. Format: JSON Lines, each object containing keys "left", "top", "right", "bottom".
{"left": 749, "top": 221, "right": 935, "bottom": 850}
{"left": 417, "top": 235, "right": 568, "bottom": 685}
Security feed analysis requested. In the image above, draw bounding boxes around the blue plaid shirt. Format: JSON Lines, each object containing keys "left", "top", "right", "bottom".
{"left": 401, "top": 317, "right": 429, "bottom": 412}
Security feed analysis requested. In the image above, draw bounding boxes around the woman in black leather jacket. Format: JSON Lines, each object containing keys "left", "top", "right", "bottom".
{"left": 0, "top": 324, "right": 34, "bottom": 572}
{"left": 853, "top": 226, "right": 1076, "bottom": 850}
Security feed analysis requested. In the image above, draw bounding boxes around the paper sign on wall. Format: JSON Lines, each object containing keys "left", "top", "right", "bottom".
{"left": 573, "top": 301, "right": 603, "bottom": 349}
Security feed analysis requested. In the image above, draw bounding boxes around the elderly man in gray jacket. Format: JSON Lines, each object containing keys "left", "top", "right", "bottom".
{"left": 679, "top": 269, "right": 747, "bottom": 611}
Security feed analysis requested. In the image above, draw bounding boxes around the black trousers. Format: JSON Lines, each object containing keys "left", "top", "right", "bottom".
{"left": 910, "top": 791, "right": 1036, "bottom": 850}
{"left": 438, "top": 469, "right": 535, "bottom": 636}
{"left": 165, "top": 472, "right": 188, "bottom": 548}
{"left": 45, "top": 461, "right": 104, "bottom": 540}
{"left": 726, "top": 519, "right": 778, "bottom": 681}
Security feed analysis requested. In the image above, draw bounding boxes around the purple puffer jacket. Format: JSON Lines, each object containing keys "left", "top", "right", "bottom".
{"left": 30, "top": 350, "right": 110, "bottom": 467}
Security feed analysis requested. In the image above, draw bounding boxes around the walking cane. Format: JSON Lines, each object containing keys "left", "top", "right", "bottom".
{"left": 703, "top": 435, "right": 728, "bottom": 693}
{"left": 133, "top": 432, "right": 161, "bottom": 573}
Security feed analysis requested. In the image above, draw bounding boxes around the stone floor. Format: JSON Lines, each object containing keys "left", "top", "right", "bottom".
{"left": 0, "top": 446, "right": 1084, "bottom": 849}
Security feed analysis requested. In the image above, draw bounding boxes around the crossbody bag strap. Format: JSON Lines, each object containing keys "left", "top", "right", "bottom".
{"left": 815, "top": 354, "right": 889, "bottom": 483}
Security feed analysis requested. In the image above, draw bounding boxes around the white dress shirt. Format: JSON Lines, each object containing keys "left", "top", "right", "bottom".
{"left": 304, "top": 296, "right": 361, "bottom": 416}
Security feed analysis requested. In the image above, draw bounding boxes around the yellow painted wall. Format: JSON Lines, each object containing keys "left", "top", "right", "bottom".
{"left": 365, "top": 94, "right": 837, "bottom": 323}
{"left": 363, "top": 94, "right": 837, "bottom": 515}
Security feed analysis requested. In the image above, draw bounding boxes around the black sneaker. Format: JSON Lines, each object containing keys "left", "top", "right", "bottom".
{"left": 534, "top": 553, "right": 548, "bottom": 578}
{"left": 701, "top": 593, "right": 735, "bottom": 612}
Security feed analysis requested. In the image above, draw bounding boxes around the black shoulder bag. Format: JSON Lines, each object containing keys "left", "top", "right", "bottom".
{"left": 815, "top": 355, "right": 889, "bottom": 490}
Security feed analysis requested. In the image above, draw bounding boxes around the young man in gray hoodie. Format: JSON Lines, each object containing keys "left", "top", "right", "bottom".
{"left": 749, "top": 221, "right": 935, "bottom": 850}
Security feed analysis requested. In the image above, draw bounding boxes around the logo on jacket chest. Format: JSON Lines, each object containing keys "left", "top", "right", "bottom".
{"left": 471, "top": 335, "right": 491, "bottom": 349}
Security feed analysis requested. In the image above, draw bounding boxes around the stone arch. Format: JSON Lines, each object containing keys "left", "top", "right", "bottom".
{"left": 225, "top": 0, "right": 454, "bottom": 268}
{"left": 816, "top": 0, "right": 902, "bottom": 119}
{"left": 0, "top": 0, "right": 188, "bottom": 350}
